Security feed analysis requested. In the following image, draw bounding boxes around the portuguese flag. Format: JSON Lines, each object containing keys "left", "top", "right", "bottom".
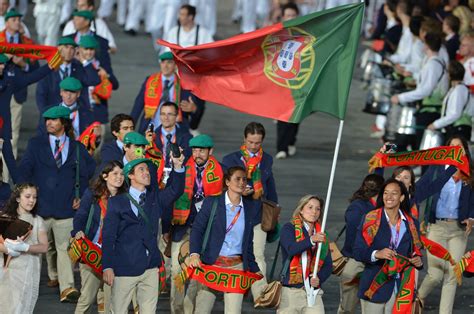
{"left": 158, "top": 3, "right": 364, "bottom": 122}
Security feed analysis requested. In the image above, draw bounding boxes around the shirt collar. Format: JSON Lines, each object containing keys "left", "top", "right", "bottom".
{"left": 122, "top": 155, "right": 129, "bottom": 166}
{"left": 5, "top": 31, "right": 18, "bottom": 42}
{"left": 161, "top": 126, "right": 176, "bottom": 138}
{"left": 49, "top": 133, "right": 67, "bottom": 143}
{"left": 225, "top": 191, "right": 243, "bottom": 208}
{"left": 61, "top": 102, "right": 78, "bottom": 112}
{"left": 247, "top": 149, "right": 258, "bottom": 158}
{"left": 162, "top": 73, "right": 175, "bottom": 84}
{"left": 384, "top": 208, "right": 407, "bottom": 223}
{"left": 116, "top": 139, "right": 124, "bottom": 150}
{"left": 129, "top": 185, "right": 146, "bottom": 198}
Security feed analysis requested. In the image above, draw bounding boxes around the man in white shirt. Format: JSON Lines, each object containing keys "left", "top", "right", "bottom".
{"left": 164, "top": 4, "right": 213, "bottom": 50}
{"left": 62, "top": 0, "right": 117, "bottom": 53}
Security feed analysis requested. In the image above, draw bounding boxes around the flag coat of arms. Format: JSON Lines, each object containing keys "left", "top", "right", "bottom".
{"left": 159, "top": 3, "right": 364, "bottom": 123}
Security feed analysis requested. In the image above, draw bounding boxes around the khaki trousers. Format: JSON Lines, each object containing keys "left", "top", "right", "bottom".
{"left": 251, "top": 223, "right": 268, "bottom": 300}
{"left": 360, "top": 290, "right": 395, "bottom": 314}
{"left": 75, "top": 263, "right": 111, "bottom": 314}
{"left": 277, "top": 286, "right": 325, "bottom": 314}
{"left": 170, "top": 233, "right": 191, "bottom": 314}
{"left": 43, "top": 217, "right": 75, "bottom": 295}
{"left": 10, "top": 97, "right": 21, "bottom": 158}
{"left": 337, "top": 258, "right": 365, "bottom": 314}
{"left": 418, "top": 221, "right": 468, "bottom": 313}
{"left": 194, "top": 263, "right": 244, "bottom": 314}
{"left": 111, "top": 268, "right": 159, "bottom": 314}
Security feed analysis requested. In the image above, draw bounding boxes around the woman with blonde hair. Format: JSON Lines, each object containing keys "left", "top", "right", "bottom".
{"left": 278, "top": 194, "right": 332, "bottom": 314}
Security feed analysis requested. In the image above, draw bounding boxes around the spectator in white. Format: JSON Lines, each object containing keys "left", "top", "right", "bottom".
{"left": 164, "top": 4, "right": 213, "bottom": 50}
{"left": 97, "top": 0, "right": 127, "bottom": 27}
{"left": 59, "top": 0, "right": 74, "bottom": 26}
{"left": 428, "top": 60, "right": 472, "bottom": 140}
{"left": 391, "top": 33, "right": 449, "bottom": 150}
{"left": 388, "top": 0, "right": 413, "bottom": 64}
{"left": 459, "top": 31, "right": 474, "bottom": 92}
{"left": 189, "top": 0, "right": 217, "bottom": 37}
{"left": 123, "top": 0, "right": 145, "bottom": 36}
{"left": 33, "top": 0, "right": 62, "bottom": 46}
{"left": 63, "top": 0, "right": 117, "bottom": 54}
{"left": 0, "top": 0, "right": 30, "bottom": 37}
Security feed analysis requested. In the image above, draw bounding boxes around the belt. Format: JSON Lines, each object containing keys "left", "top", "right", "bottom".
{"left": 436, "top": 218, "right": 457, "bottom": 222}
{"left": 215, "top": 255, "right": 243, "bottom": 267}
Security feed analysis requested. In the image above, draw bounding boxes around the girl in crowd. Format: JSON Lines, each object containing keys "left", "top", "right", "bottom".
{"left": 72, "top": 160, "right": 126, "bottom": 313}
{"left": 188, "top": 166, "right": 261, "bottom": 313}
{"left": 338, "top": 174, "right": 384, "bottom": 314}
{"left": 354, "top": 179, "right": 423, "bottom": 313}
{"left": 0, "top": 183, "right": 48, "bottom": 314}
{"left": 417, "top": 134, "right": 474, "bottom": 313}
{"left": 278, "top": 194, "right": 332, "bottom": 313}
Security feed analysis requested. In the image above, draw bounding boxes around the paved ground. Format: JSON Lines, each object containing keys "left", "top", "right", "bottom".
{"left": 14, "top": 1, "right": 474, "bottom": 313}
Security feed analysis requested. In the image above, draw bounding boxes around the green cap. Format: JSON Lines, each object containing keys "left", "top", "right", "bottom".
{"left": 189, "top": 134, "right": 214, "bottom": 148}
{"left": 72, "top": 10, "right": 94, "bottom": 21}
{"left": 0, "top": 54, "right": 9, "bottom": 64}
{"left": 59, "top": 77, "right": 82, "bottom": 91}
{"left": 123, "top": 132, "right": 149, "bottom": 146}
{"left": 42, "top": 106, "right": 72, "bottom": 119}
{"left": 159, "top": 51, "right": 174, "bottom": 61}
{"left": 79, "top": 35, "right": 98, "bottom": 49}
{"left": 57, "top": 37, "right": 77, "bottom": 47}
{"left": 5, "top": 9, "right": 22, "bottom": 21}
{"left": 123, "top": 158, "right": 153, "bottom": 181}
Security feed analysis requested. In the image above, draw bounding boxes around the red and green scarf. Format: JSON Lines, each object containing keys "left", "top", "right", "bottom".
{"left": 240, "top": 145, "right": 263, "bottom": 199}
{"left": 143, "top": 72, "right": 181, "bottom": 119}
{"left": 454, "top": 250, "right": 474, "bottom": 285}
{"left": 79, "top": 121, "right": 101, "bottom": 155}
{"left": 368, "top": 146, "right": 470, "bottom": 177}
{"left": 68, "top": 237, "right": 102, "bottom": 275}
{"left": 145, "top": 143, "right": 166, "bottom": 189}
{"left": 288, "top": 215, "right": 329, "bottom": 285}
{"left": 420, "top": 235, "right": 455, "bottom": 265}
{"left": 174, "top": 264, "right": 263, "bottom": 294}
{"left": 0, "top": 41, "right": 62, "bottom": 70}
{"left": 93, "top": 69, "right": 113, "bottom": 101}
{"left": 172, "top": 156, "right": 223, "bottom": 224}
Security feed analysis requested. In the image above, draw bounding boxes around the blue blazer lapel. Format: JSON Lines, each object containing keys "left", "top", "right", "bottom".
{"left": 39, "top": 135, "right": 58, "bottom": 167}
{"left": 217, "top": 194, "right": 226, "bottom": 234}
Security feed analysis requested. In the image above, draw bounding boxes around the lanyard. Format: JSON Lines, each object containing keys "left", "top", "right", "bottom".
{"left": 225, "top": 206, "right": 242, "bottom": 234}
{"left": 52, "top": 140, "right": 66, "bottom": 160}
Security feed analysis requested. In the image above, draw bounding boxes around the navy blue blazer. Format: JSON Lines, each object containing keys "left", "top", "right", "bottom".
{"left": 0, "top": 63, "right": 51, "bottom": 139}
{"left": 129, "top": 75, "right": 197, "bottom": 133}
{"left": 353, "top": 210, "right": 422, "bottom": 303}
{"left": 37, "top": 101, "right": 95, "bottom": 136}
{"left": 189, "top": 195, "right": 260, "bottom": 273}
{"left": 427, "top": 165, "right": 474, "bottom": 224}
{"left": 101, "top": 171, "right": 185, "bottom": 276}
{"left": 36, "top": 59, "right": 100, "bottom": 116}
{"left": 153, "top": 125, "right": 192, "bottom": 159}
{"left": 18, "top": 135, "right": 96, "bottom": 219}
{"left": 96, "top": 140, "right": 123, "bottom": 173}
{"left": 446, "top": 34, "right": 460, "bottom": 61}
{"left": 72, "top": 188, "right": 101, "bottom": 240}
{"left": 279, "top": 222, "right": 332, "bottom": 288}
{"left": 92, "top": 58, "right": 119, "bottom": 123}
{"left": 67, "top": 33, "right": 111, "bottom": 72}
{"left": 342, "top": 199, "right": 376, "bottom": 259}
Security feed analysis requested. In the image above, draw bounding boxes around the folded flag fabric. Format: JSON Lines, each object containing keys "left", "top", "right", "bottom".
{"left": 0, "top": 42, "right": 62, "bottom": 69}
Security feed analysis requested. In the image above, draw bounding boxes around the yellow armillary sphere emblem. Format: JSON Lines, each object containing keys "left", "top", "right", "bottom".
{"left": 262, "top": 27, "right": 316, "bottom": 89}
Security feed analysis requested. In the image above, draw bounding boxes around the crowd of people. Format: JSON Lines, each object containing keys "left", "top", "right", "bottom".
{"left": 0, "top": 0, "right": 473, "bottom": 313}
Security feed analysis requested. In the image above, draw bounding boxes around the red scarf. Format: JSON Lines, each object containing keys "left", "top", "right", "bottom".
{"left": 288, "top": 215, "right": 328, "bottom": 285}
{"left": 240, "top": 145, "right": 263, "bottom": 199}
{"left": 93, "top": 68, "right": 112, "bottom": 101}
{"left": 0, "top": 40, "right": 63, "bottom": 70}
{"left": 143, "top": 73, "right": 181, "bottom": 119}
{"left": 79, "top": 121, "right": 101, "bottom": 155}
{"left": 454, "top": 250, "right": 474, "bottom": 285}
{"left": 172, "top": 156, "right": 223, "bottom": 224}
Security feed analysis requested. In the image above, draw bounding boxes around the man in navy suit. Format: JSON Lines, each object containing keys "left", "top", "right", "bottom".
{"left": 0, "top": 53, "right": 52, "bottom": 183}
{"left": 130, "top": 51, "right": 204, "bottom": 133}
{"left": 222, "top": 122, "right": 278, "bottom": 291}
{"left": 18, "top": 106, "right": 96, "bottom": 302}
{"left": 98, "top": 113, "right": 134, "bottom": 170}
{"left": 38, "top": 77, "right": 95, "bottom": 138}
{"left": 36, "top": 36, "right": 100, "bottom": 126}
{"left": 102, "top": 154, "right": 185, "bottom": 314}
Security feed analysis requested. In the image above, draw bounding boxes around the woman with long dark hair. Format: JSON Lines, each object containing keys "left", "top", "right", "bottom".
{"left": 354, "top": 179, "right": 423, "bottom": 313}
{"left": 72, "top": 160, "right": 126, "bottom": 313}
{"left": 278, "top": 194, "right": 332, "bottom": 313}
{"left": 417, "top": 134, "right": 474, "bottom": 313}
{"left": 0, "top": 183, "right": 48, "bottom": 313}
{"left": 338, "top": 174, "right": 384, "bottom": 314}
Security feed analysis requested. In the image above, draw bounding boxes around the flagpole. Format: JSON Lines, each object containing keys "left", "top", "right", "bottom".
{"left": 308, "top": 119, "right": 344, "bottom": 306}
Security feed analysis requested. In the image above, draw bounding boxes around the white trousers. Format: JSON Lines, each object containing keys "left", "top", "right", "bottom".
{"left": 35, "top": 12, "right": 61, "bottom": 46}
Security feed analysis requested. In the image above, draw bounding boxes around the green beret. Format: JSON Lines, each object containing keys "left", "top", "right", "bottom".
{"left": 42, "top": 106, "right": 72, "bottom": 119}
{"left": 0, "top": 54, "right": 9, "bottom": 64}
{"left": 79, "top": 35, "right": 98, "bottom": 49}
{"left": 123, "top": 132, "right": 149, "bottom": 146}
{"left": 57, "top": 37, "right": 77, "bottom": 47}
{"left": 189, "top": 134, "right": 214, "bottom": 148}
{"left": 5, "top": 9, "right": 22, "bottom": 21}
{"left": 123, "top": 158, "right": 153, "bottom": 181}
{"left": 59, "top": 77, "right": 82, "bottom": 91}
{"left": 159, "top": 51, "right": 174, "bottom": 61}
{"left": 72, "top": 10, "right": 94, "bottom": 21}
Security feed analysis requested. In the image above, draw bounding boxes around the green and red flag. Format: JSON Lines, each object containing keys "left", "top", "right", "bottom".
{"left": 158, "top": 3, "right": 364, "bottom": 122}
